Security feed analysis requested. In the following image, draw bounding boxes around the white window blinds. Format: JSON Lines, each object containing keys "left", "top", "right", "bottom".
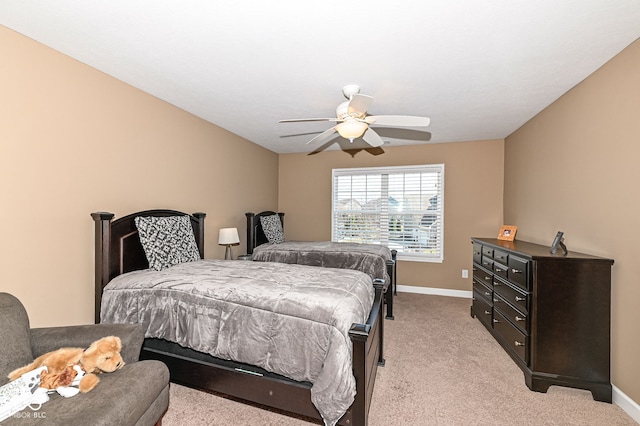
{"left": 332, "top": 164, "right": 444, "bottom": 262}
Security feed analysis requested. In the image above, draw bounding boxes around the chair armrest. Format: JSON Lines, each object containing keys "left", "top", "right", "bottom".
{"left": 30, "top": 323, "right": 145, "bottom": 364}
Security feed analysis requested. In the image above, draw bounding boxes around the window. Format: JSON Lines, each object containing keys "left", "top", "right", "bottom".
{"left": 332, "top": 164, "right": 444, "bottom": 262}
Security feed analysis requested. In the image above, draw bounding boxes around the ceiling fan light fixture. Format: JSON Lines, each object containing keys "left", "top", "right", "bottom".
{"left": 336, "top": 120, "right": 368, "bottom": 142}
{"left": 279, "top": 85, "right": 430, "bottom": 150}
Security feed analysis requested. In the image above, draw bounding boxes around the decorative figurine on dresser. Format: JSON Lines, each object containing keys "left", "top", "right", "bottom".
{"left": 470, "top": 237, "right": 614, "bottom": 403}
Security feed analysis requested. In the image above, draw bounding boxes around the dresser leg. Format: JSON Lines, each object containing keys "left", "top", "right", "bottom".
{"left": 589, "top": 384, "right": 612, "bottom": 403}
{"left": 529, "top": 374, "right": 612, "bottom": 403}
{"left": 528, "top": 375, "right": 552, "bottom": 394}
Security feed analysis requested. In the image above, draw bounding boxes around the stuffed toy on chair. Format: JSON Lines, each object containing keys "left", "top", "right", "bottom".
{"left": 7, "top": 336, "right": 125, "bottom": 393}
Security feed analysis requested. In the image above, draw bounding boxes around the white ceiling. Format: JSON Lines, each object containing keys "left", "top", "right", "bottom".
{"left": 2, "top": 1, "right": 640, "bottom": 154}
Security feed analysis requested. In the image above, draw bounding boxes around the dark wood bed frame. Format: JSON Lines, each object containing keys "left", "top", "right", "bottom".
{"left": 246, "top": 211, "right": 397, "bottom": 319}
{"left": 92, "top": 209, "right": 385, "bottom": 426}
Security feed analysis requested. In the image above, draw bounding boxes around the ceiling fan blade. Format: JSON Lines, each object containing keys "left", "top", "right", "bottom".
{"left": 306, "top": 126, "right": 338, "bottom": 145}
{"left": 279, "top": 118, "right": 340, "bottom": 123}
{"left": 362, "top": 128, "right": 385, "bottom": 148}
{"left": 348, "top": 94, "right": 373, "bottom": 117}
{"left": 365, "top": 115, "right": 430, "bottom": 127}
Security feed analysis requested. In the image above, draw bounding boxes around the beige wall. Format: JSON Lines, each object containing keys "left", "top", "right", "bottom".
{"left": 279, "top": 140, "right": 505, "bottom": 290}
{"left": 0, "top": 26, "right": 279, "bottom": 327}
{"left": 505, "top": 39, "right": 640, "bottom": 403}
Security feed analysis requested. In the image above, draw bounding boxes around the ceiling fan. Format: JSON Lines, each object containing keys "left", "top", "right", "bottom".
{"left": 279, "top": 84, "right": 430, "bottom": 148}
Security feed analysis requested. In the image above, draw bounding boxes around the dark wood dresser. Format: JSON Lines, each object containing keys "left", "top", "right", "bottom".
{"left": 470, "top": 237, "right": 614, "bottom": 402}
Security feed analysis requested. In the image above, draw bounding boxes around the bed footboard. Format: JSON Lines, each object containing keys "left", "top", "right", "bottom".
{"left": 385, "top": 250, "right": 397, "bottom": 319}
{"left": 348, "top": 281, "right": 385, "bottom": 425}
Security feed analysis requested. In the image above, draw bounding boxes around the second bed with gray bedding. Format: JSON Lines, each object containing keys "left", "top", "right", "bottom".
{"left": 252, "top": 240, "right": 392, "bottom": 282}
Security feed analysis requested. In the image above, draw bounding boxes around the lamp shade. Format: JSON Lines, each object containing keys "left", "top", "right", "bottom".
{"left": 336, "top": 119, "right": 368, "bottom": 142}
{"left": 218, "top": 228, "right": 240, "bottom": 245}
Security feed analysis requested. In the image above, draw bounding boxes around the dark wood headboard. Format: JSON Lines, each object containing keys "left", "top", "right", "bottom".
{"left": 91, "top": 209, "right": 206, "bottom": 323}
{"left": 245, "top": 211, "right": 284, "bottom": 255}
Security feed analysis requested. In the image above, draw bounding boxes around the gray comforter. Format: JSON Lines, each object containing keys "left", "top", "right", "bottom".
{"left": 252, "top": 241, "right": 392, "bottom": 282}
{"left": 100, "top": 259, "right": 375, "bottom": 426}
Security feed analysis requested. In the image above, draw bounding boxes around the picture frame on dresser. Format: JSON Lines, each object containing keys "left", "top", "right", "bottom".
{"left": 549, "top": 231, "right": 568, "bottom": 255}
{"left": 497, "top": 225, "right": 517, "bottom": 241}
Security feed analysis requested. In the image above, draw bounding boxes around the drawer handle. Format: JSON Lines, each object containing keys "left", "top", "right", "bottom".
{"left": 484, "top": 310, "right": 491, "bottom": 315}
{"left": 484, "top": 276, "right": 491, "bottom": 281}
{"left": 495, "top": 267, "right": 503, "bottom": 273}
{"left": 511, "top": 268, "right": 522, "bottom": 274}
{"left": 484, "top": 292, "right": 491, "bottom": 297}
{"left": 514, "top": 341, "right": 525, "bottom": 347}
{"left": 515, "top": 316, "right": 525, "bottom": 322}
{"left": 515, "top": 296, "right": 526, "bottom": 302}
{"left": 493, "top": 319, "right": 499, "bottom": 323}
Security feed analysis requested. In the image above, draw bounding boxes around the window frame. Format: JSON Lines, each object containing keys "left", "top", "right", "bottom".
{"left": 331, "top": 164, "right": 444, "bottom": 263}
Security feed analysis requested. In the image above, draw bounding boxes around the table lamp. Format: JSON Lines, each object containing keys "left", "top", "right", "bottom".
{"left": 218, "top": 227, "right": 240, "bottom": 260}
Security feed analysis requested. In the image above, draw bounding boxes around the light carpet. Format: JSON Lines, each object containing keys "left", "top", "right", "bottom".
{"left": 162, "top": 293, "right": 636, "bottom": 425}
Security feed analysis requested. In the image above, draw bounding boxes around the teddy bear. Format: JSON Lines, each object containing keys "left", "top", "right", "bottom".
{"left": 8, "top": 335, "right": 125, "bottom": 393}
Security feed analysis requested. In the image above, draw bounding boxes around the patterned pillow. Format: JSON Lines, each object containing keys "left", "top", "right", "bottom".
{"left": 260, "top": 214, "right": 284, "bottom": 244}
{"left": 134, "top": 215, "right": 201, "bottom": 271}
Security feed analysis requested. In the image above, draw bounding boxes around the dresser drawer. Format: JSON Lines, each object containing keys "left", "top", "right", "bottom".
{"left": 473, "top": 243, "right": 482, "bottom": 264}
{"left": 493, "top": 262, "right": 508, "bottom": 280}
{"left": 493, "top": 249, "right": 509, "bottom": 264}
{"left": 508, "top": 255, "right": 529, "bottom": 290}
{"left": 482, "top": 245, "right": 494, "bottom": 259}
{"left": 480, "top": 257, "right": 494, "bottom": 271}
{"left": 472, "top": 289, "right": 493, "bottom": 329}
{"left": 473, "top": 279, "right": 493, "bottom": 302}
{"left": 493, "top": 309, "right": 528, "bottom": 365}
{"left": 493, "top": 276, "right": 529, "bottom": 314}
{"left": 473, "top": 267, "right": 493, "bottom": 287}
{"left": 494, "top": 292, "right": 529, "bottom": 334}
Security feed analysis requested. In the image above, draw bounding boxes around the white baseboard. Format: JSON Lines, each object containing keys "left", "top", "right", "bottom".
{"left": 396, "top": 284, "right": 472, "bottom": 299}
{"left": 396, "top": 285, "right": 640, "bottom": 423}
{"left": 613, "top": 385, "right": 640, "bottom": 424}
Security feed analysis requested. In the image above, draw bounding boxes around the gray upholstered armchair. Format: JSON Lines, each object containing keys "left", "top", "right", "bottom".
{"left": 0, "top": 293, "right": 169, "bottom": 426}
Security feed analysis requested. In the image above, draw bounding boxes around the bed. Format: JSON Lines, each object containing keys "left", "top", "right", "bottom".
{"left": 246, "top": 211, "right": 397, "bottom": 319}
{"left": 91, "top": 209, "right": 385, "bottom": 426}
